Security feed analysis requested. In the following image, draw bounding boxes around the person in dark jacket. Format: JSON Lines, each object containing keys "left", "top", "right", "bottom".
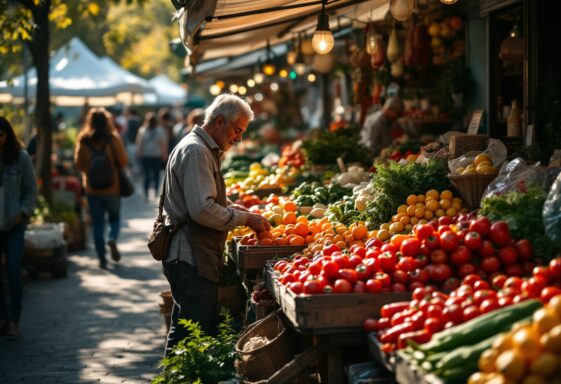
{"left": 0, "top": 117, "right": 37, "bottom": 340}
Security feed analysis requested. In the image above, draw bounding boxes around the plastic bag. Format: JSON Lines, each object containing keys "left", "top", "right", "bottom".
{"left": 24, "top": 223, "right": 66, "bottom": 250}
{"left": 543, "top": 172, "right": 561, "bottom": 243}
{"left": 448, "top": 138, "right": 507, "bottom": 175}
{"left": 481, "top": 157, "right": 547, "bottom": 200}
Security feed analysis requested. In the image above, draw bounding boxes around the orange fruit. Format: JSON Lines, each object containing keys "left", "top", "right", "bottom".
{"left": 333, "top": 234, "right": 344, "bottom": 243}
{"left": 397, "top": 205, "right": 408, "bottom": 214}
{"left": 406, "top": 195, "right": 419, "bottom": 205}
{"left": 296, "top": 216, "right": 309, "bottom": 225}
{"left": 406, "top": 205, "right": 417, "bottom": 217}
{"left": 336, "top": 240, "right": 347, "bottom": 249}
{"left": 321, "top": 222, "right": 333, "bottom": 231}
{"left": 417, "top": 194, "right": 426, "bottom": 203}
{"left": 294, "top": 223, "right": 309, "bottom": 237}
{"left": 258, "top": 231, "right": 273, "bottom": 240}
{"left": 426, "top": 199, "right": 439, "bottom": 212}
{"left": 410, "top": 217, "right": 419, "bottom": 225}
{"left": 435, "top": 208, "right": 445, "bottom": 217}
{"left": 273, "top": 237, "right": 289, "bottom": 245}
{"left": 289, "top": 235, "right": 306, "bottom": 246}
{"left": 285, "top": 227, "right": 296, "bottom": 235}
{"left": 283, "top": 212, "right": 297, "bottom": 225}
{"left": 283, "top": 201, "right": 298, "bottom": 212}
{"left": 344, "top": 233, "right": 354, "bottom": 243}
{"left": 305, "top": 235, "right": 315, "bottom": 244}
{"left": 424, "top": 210, "right": 434, "bottom": 220}
{"left": 399, "top": 215, "right": 410, "bottom": 225}
{"left": 440, "top": 199, "right": 452, "bottom": 209}
{"left": 441, "top": 190, "right": 453, "bottom": 200}
{"left": 426, "top": 189, "right": 440, "bottom": 200}
{"left": 259, "top": 238, "right": 273, "bottom": 245}
{"left": 446, "top": 207, "right": 457, "bottom": 217}
{"left": 415, "top": 207, "right": 425, "bottom": 218}
{"left": 352, "top": 225, "right": 368, "bottom": 240}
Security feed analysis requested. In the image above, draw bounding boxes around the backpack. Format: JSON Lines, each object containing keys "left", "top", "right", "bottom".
{"left": 84, "top": 138, "right": 115, "bottom": 190}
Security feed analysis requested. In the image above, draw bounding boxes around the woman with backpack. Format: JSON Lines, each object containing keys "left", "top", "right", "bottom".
{"left": 74, "top": 108, "right": 128, "bottom": 269}
{"left": 0, "top": 117, "right": 37, "bottom": 340}
{"left": 135, "top": 112, "right": 168, "bottom": 200}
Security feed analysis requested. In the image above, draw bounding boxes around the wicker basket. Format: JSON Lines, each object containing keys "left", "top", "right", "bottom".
{"left": 449, "top": 134, "right": 489, "bottom": 159}
{"left": 235, "top": 312, "right": 293, "bottom": 382}
{"left": 448, "top": 173, "right": 498, "bottom": 210}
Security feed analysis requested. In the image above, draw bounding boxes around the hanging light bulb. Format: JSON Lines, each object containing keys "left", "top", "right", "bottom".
{"left": 286, "top": 36, "right": 298, "bottom": 65}
{"left": 440, "top": 0, "right": 458, "bottom": 4}
{"left": 254, "top": 72, "right": 265, "bottom": 84}
{"left": 390, "top": 0, "right": 412, "bottom": 22}
{"left": 294, "top": 34, "right": 307, "bottom": 75}
{"left": 262, "top": 40, "right": 276, "bottom": 76}
{"left": 209, "top": 84, "right": 221, "bottom": 96}
{"left": 312, "top": 1, "right": 334, "bottom": 54}
{"left": 365, "top": 23, "right": 377, "bottom": 55}
{"left": 247, "top": 79, "right": 256, "bottom": 87}
{"left": 279, "top": 69, "right": 289, "bottom": 78}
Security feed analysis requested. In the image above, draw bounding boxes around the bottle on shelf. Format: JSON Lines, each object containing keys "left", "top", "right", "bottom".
{"left": 507, "top": 100, "right": 521, "bottom": 137}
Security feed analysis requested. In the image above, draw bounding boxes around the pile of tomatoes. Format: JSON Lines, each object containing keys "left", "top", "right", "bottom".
{"left": 272, "top": 214, "right": 534, "bottom": 296}
{"left": 364, "top": 257, "right": 561, "bottom": 352}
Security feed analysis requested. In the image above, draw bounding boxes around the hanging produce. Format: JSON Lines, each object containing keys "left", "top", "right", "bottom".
{"left": 391, "top": 60, "right": 404, "bottom": 78}
{"left": 387, "top": 27, "right": 402, "bottom": 64}
{"left": 390, "top": 0, "right": 412, "bottom": 22}
{"left": 370, "top": 35, "right": 385, "bottom": 69}
{"left": 412, "top": 23, "right": 431, "bottom": 68}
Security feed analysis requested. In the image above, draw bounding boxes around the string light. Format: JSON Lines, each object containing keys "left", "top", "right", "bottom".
{"left": 312, "top": 1, "right": 334, "bottom": 54}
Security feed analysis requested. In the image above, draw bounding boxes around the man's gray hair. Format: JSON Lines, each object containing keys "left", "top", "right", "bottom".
{"left": 204, "top": 94, "right": 254, "bottom": 125}
{"left": 383, "top": 97, "right": 404, "bottom": 114}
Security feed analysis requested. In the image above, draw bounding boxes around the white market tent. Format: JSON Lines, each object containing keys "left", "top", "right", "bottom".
{"left": 0, "top": 37, "right": 154, "bottom": 106}
{"left": 146, "top": 74, "right": 187, "bottom": 106}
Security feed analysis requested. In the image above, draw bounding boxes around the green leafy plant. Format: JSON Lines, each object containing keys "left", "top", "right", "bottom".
{"left": 479, "top": 185, "right": 559, "bottom": 261}
{"left": 301, "top": 127, "right": 371, "bottom": 167}
{"left": 32, "top": 195, "right": 79, "bottom": 226}
{"left": 153, "top": 311, "right": 238, "bottom": 384}
{"left": 362, "top": 159, "right": 452, "bottom": 228}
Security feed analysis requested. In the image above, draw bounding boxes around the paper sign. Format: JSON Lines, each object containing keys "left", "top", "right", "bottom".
{"left": 467, "top": 110, "right": 485, "bottom": 135}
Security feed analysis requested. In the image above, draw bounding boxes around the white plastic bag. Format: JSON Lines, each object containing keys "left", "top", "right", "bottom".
{"left": 543, "top": 172, "right": 561, "bottom": 243}
{"left": 24, "top": 223, "right": 66, "bottom": 250}
{"left": 481, "top": 158, "right": 547, "bottom": 201}
{"left": 448, "top": 139, "right": 507, "bottom": 175}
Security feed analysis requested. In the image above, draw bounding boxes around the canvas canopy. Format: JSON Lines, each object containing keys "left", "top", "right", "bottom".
{"left": 146, "top": 74, "right": 187, "bottom": 106}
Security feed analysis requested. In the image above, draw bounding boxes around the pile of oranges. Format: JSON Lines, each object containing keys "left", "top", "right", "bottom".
{"left": 300, "top": 219, "right": 372, "bottom": 257}
{"left": 373, "top": 189, "right": 466, "bottom": 241}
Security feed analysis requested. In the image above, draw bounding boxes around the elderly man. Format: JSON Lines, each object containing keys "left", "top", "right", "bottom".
{"left": 161, "top": 94, "right": 270, "bottom": 355}
{"left": 360, "top": 97, "right": 404, "bottom": 155}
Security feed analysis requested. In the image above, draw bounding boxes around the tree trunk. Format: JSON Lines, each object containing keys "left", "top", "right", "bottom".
{"left": 27, "top": 0, "right": 53, "bottom": 203}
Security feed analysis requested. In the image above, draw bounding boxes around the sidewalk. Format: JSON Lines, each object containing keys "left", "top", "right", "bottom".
{"left": 0, "top": 191, "right": 169, "bottom": 384}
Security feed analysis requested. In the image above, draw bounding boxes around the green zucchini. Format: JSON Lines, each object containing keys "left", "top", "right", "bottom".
{"left": 418, "top": 299, "right": 542, "bottom": 354}
{"left": 438, "top": 358, "right": 479, "bottom": 384}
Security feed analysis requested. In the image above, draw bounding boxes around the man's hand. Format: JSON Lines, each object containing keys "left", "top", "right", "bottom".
{"left": 245, "top": 213, "right": 271, "bottom": 233}
{"left": 230, "top": 204, "right": 249, "bottom": 212}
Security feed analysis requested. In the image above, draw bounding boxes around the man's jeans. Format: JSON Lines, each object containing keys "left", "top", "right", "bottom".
{"left": 0, "top": 221, "right": 26, "bottom": 321}
{"left": 162, "top": 260, "right": 219, "bottom": 356}
{"left": 87, "top": 194, "right": 121, "bottom": 262}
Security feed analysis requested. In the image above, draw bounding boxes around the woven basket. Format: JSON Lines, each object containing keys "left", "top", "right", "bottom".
{"left": 448, "top": 173, "right": 498, "bottom": 210}
{"left": 235, "top": 312, "right": 293, "bottom": 382}
{"left": 449, "top": 134, "right": 489, "bottom": 159}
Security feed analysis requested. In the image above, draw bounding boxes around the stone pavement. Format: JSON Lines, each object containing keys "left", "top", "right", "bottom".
{"left": 0, "top": 191, "right": 170, "bottom": 384}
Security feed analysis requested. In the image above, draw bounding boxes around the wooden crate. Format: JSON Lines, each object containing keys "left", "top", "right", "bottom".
{"left": 230, "top": 238, "right": 305, "bottom": 272}
{"left": 265, "top": 267, "right": 411, "bottom": 332}
{"left": 394, "top": 351, "right": 444, "bottom": 384}
{"left": 367, "top": 332, "right": 395, "bottom": 372}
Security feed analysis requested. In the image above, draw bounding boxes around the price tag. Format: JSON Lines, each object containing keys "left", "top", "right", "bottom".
{"left": 336, "top": 157, "right": 346, "bottom": 173}
{"left": 467, "top": 110, "right": 485, "bottom": 135}
{"left": 526, "top": 124, "right": 534, "bottom": 147}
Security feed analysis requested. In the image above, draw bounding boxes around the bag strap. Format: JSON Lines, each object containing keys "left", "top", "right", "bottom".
{"left": 84, "top": 136, "right": 111, "bottom": 155}
{"left": 108, "top": 138, "right": 122, "bottom": 170}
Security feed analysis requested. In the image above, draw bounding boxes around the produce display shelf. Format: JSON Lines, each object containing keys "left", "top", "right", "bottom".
{"left": 229, "top": 237, "right": 305, "bottom": 272}
{"left": 367, "top": 332, "right": 396, "bottom": 373}
{"left": 394, "top": 351, "right": 443, "bottom": 384}
{"left": 265, "top": 264, "right": 411, "bottom": 333}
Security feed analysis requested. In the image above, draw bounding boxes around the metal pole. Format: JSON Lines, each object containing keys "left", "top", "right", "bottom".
{"left": 23, "top": 44, "right": 32, "bottom": 143}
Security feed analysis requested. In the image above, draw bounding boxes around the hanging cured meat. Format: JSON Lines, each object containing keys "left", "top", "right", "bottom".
{"left": 370, "top": 36, "right": 385, "bottom": 69}
{"left": 412, "top": 23, "right": 431, "bottom": 68}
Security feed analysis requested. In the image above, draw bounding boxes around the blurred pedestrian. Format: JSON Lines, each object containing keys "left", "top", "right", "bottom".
{"left": 158, "top": 108, "right": 177, "bottom": 156}
{"left": 182, "top": 108, "right": 205, "bottom": 138}
{"left": 162, "top": 94, "right": 271, "bottom": 356}
{"left": 0, "top": 117, "right": 37, "bottom": 340}
{"left": 360, "top": 97, "right": 404, "bottom": 156}
{"left": 74, "top": 108, "right": 128, "bottom": 269}
{"left": 136, "top": 112, "right": 167, "bottom": 200}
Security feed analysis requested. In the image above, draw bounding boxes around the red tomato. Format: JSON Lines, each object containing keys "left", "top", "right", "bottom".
{"left": 438, "top": 225, "right": 451, "bottom": 235}
{"left": 412, "top": 287, "right": 429, "bottom": 301}
{"left": 464, "top": 232, "right": 483, "bottom": 251}
{"left": 363, "top": 318, "right": 379, "bottom": 332}
{"left": 350, "top": 245, "right": 367, "bottom": 258}
{"left": 409, "top": 281, "right": 425, "bottom": 291}
{"left": 397, "top": 256, "right": 417, "bottom": 272}
{"left": 440, "top": 231, "right": 460, "bottom": 252}
{"left": 480, "top": 298, "right": 500, "bottom": 313}
{"left": 333, "top": 279, "right": 352, "bottom": 293}
{"left": 442, "top": 277, "right": 461, "bottom": 291}
{"left": 462, "top": 274, "right": 482, "bottom": 287}
{"left": 308, "top": 261, "right": 322, "bottom": 276}
{"left": 458, "top": 263, "right": 477, "bottom": 278}
{"left": 363, "top": 257, "right": 379, "bottom": 272}
{"left": 424, "top": 317, "right": 444, "bottom": 334}
{"left": 533, "top": 266, "right": 553, "bottom": 284}
{"left": 442, "top": 304, "right": 463, "bottom": 324}
{"left": 381, "top": 243, "right": 398, "bottom": 253}
{"left": 338, "top": 268, "right": 358, "bottom": 284}
{"left": 415, "top": 224, "right": 434, "bottom": 241}
{"left": 288, "top": 281, "right": 303, "bottom": 294}
{"left": 281, "top": 273, "right": 297, "bottom": 285}
{"left": 333, "top": 255, "right": 352, "bottom": 269}
{"left": 473, "top": 280, "right": 490, "bottom": 291}
{"left": 401, "top": 238, "right": 421, "bottom": 257}
{"left": 392, "top": 270, "right": 409, "bottom": 285}
{"left": 498, "top": 246, "right": 518, "bottom": 265}
{"left": 504, "top": 276, "right": 523, "bottom": 290}
{"left": 426, "top": 304, "right": 444, "bottom": 318}
{"left": 450, "top": 245, "right": 472, "bottom": 265}
{"left": 498, "top": 296, "right": 513, "bottom": 307}
{"left": 515, "top": 239, "right": 533, "bottom": 261}
{"left": 480, "top": 256, "right": 501, "bottom": 273}
{"left": 366, "top": 279, "right": 383, "bottom": 293}
{"left": 303, "top": 279, "right": 324, "bottom": 294}
{"left": 473, "top": 289, "right": 496, "bottom": 305}
{"left": 462, "top": 305, "right": 481, "bottom": 322}
{"left": 430, "top": 264, "right": 452, "bottom": 282}
{"left": 469, "top": 217, "right": 491, "bottom": 236}
{"left": 490, "top": 221, "right": 511, "bottom": 246}
{"left": 365, "top": 238, "right": 383, "bottom": 249}
{"left": 322, "top": 243, "right": 340, "bottom": 256}
{"left": 348, "top": 255, "right": 363, "bottom": 269}
{"left": 353, "top": 281, "right": 366, "bottom": 293}
{"left": 322, "top": 260, "right": 340, "bottom": 279}
{"left": 479, "top": 240, "right": 496, "bottom": 258}
{"left": 424, "top": 235, "right": 441, "bottom": 251}
{"left": 414, "top": 254, "right": 429, "bottom": 269}
{"left": 430, "top": 249, "right": 448, "bottom": 265}
{"left": 379, "top": 252, "right": 398, "bottom": 272}
{"left": 549, "top": 258, "right": 561, "bottom": 279}
{"left": 492, "top": 274, "right": 507, "bottom": 290}
{"left": 375, "top": 272, "right": 392, "bottom": 287}
{"left": 504, "top": 264, "right": 523, "bottom": 277}
{"left": 365, "top": 248, "right": 381, "bottom": 260}
{"left": 355, "top": 264, "right": 372, "bottom": 281}
{"left": 438, "top": 216, "right": 453, "bottom": 226}
{"left": 391, "top": 283, "right": 408, "bottom": 292}
{"left": 541, "top": 287, "right": 561, "bottom": 303}
{"left": 409, "top": 269, "right": 429, "bottom": 284}
{"left": 522, "top": 277, "right": 546, "bottom": 298}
